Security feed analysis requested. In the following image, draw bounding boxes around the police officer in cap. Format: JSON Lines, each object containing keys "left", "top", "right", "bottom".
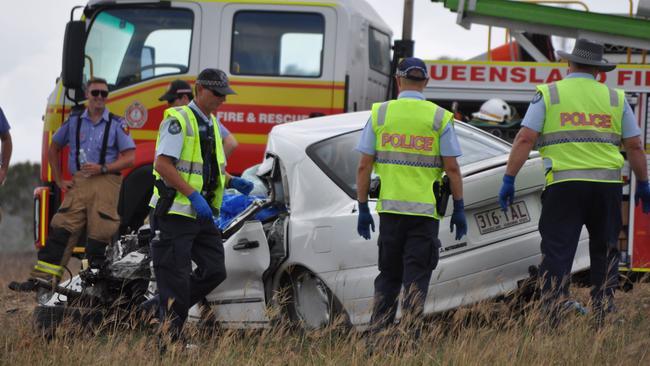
{"left": 149, "top": 68, "right": 253, "bottom": 341}
{"left": 499, "top": 39, "right": 650, "bottom": 325}
{"left": 159, "top": 80, "right": 239, "bottom": 158}
{"left": 356, "top": 57, "right": 467, "bottom": 333}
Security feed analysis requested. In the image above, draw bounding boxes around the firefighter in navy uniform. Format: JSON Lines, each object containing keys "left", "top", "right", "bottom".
{"left": 149, "top": 68, "right": 253, "bottom": 342}
{"left": 499, "top": 39, "right": 650, "bottom": 325}
{"left": 9, "top": 78, "right": 135, "bottom": 295}
{"left": 356, "top": 57, "right": 467, "bottom": 335}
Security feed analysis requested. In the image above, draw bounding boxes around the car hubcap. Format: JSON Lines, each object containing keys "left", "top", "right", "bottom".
{"left": 293, "top": 273, "right": 331, "bottom": 329}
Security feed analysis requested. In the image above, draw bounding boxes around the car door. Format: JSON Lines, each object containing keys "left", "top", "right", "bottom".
{"left": 200, "top": 220, "right": 270, "bottom": 328}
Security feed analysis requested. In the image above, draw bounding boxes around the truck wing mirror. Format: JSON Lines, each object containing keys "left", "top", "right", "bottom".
{"left": 62, "top": 20, "right": 86, "bottom": 90}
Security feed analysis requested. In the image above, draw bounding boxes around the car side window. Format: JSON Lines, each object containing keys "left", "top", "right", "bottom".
{"left": 307, "top": 130, "right": 362, "bottom": 199}
{"left": 307, "top": 125, "right": 510, "bottom": 199}
{"left": 455, "top": 124, "right": 510, "bottom": 166}
{"left": 230, "top": 11, "right": 324, "bottom": 77}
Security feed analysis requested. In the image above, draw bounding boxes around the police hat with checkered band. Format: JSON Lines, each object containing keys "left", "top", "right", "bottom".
{"left": 395, "top": 57, "right": 429, "bottom": 81}
{"left": 196, "top": 68, "right": 237, "bottom": 95}
{"left": 556, "top": 39, "right": 616, "bottom": 72}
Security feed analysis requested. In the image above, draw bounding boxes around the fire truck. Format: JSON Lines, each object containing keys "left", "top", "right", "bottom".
{"left": 34, "top": 0, "right": 394, "bottom": 246}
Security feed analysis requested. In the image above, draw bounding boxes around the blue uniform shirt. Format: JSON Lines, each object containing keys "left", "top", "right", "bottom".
{"left": 356, "top": 91, "right": 462, "bottom": 157}
{"left": 521, "top": 72, "right": 641, "bottom": 138}
{"left": 0, "top": 107, "right": 10, "bottom": 134}
{"left": 52, "top": 108, "right": 135, "bottom": 174}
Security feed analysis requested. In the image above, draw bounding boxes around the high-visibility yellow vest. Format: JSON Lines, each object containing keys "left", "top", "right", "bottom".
{"left": 371, "top": 98, "right": 452, "bottom": 219}
{"left": 149, "top": 106, "right": 226, "bottom": 219}
{"left": 537, "top": 77, "right": 625, "bottom": 186}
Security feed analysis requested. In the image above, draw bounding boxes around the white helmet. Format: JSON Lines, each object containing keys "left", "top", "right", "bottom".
{"left": 472, "top": 98, "right": 512, "bottom": 123}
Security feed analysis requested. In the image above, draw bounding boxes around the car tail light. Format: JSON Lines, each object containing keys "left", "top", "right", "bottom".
{"left": 33, "top": 186, "right": 50, "bottom": 249}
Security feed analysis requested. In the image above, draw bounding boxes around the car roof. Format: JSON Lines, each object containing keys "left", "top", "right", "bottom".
{"left": 267, "top": 111, "right": 369, "bottom": 151}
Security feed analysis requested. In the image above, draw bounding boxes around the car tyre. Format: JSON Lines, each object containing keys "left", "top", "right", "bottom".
{"left": 283, "top": 269, "right": 349, "bottom": 331}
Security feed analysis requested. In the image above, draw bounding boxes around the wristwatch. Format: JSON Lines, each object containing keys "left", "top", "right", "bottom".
{"left": 101, "top": 165, "right": 108, "bottom": 174}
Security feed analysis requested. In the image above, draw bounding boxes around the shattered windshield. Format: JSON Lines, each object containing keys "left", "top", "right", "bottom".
{"left": 84, "top": 7, "right": 193, "bottom": 89}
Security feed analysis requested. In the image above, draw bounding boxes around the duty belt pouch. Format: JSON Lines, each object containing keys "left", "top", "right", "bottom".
{"left": 434, "top": 175, "right": 451, "bottom": 216}
{"left": 154, "top": 179, "right": 177, "bottom": 217}
{"left": 369, "top": 177, "right": 381, "bottom": 199}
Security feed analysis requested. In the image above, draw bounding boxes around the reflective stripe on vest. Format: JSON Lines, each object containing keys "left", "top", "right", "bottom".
{"left": 537, "top": 130, "right": 621, "bottom": 148}
{"left": 371, "top": 98, "right": 452, "bottom": 218}
{"left": 375, "top": 150, "right": 443, "bottom": 168}
{"left": 552, "top": 168, "right": 621, "bottom": 182}
{"left": 176, "top": 159, "right": 203, "bottom": 176}
{"left": 537, "top": 78, "right": 624, "bottom": 186}
{"left": 381, "top": 200, "right": 436, "bottom": 216}
{"left": 149, "top": 194, "right": 195, "bottom": 216}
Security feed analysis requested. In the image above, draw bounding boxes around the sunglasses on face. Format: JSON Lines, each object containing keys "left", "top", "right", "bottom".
{"left": 90, "top": 90, "right": 109, "bottom": 98}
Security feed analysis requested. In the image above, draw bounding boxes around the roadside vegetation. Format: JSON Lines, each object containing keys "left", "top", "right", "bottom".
{"left": 1, "top": 252, "right": 649, "bottom": 365}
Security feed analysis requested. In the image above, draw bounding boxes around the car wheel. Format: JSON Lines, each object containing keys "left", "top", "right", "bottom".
{"left": 285, "top": 270, "right": 348, "bottom": 330}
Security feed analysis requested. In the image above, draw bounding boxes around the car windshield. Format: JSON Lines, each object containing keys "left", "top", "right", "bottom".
{"left": 84, "top": 7, "right": 193, "bottom": 90}
{"left": 307, "top": 123, "right": 511, "bottom": 199}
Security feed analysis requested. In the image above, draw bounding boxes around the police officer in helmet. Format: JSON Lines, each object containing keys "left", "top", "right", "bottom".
{"left": 149, "top": 68, "right": 253, "bottom": 342}
{"left": 499, "top": 39, "right": 650, "bottom": 326}
{"left": 356, "top": 57, "right": 467, "bottom": 335}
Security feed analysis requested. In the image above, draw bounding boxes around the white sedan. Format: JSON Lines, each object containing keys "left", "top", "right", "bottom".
{"left": 195, "top": 111, "right": 591, "bottom": 329}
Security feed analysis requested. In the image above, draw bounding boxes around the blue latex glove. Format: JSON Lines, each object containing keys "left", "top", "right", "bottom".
{"left": 635, "top": 180, "right": 650, "bottom": 214}
{"left": 499, "top": 175, "right": 516, "bottom": 212}
{"left": 450, "top": 199, "right": 467, "bottom": 241}
{"left": 188, "top": 191, "right": 213, "bottom": 221}
{"left": 357, "top": 201, "right": 375, "bottom": 240}
{"left": 230, "top": 177, "right": 254, "bottom": 195}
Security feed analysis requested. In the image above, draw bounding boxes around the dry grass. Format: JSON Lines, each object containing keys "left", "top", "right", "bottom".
{"left": 1, "top": 252, "right": 650, "bottom": 366}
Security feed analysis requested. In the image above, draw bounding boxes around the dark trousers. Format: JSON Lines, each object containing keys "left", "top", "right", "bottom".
{"left": 151, "top": 213, "right": 226, "bottom": 339}
{"left": 538, "top": 181, "right": 621, "bottom": 311}
{"left": 370, "top": 213, "right": 440, "bottom": 331}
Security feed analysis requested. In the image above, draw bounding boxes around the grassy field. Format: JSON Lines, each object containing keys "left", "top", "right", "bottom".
{"left": 1, "top": 251, "right": 649, "bottom": 366}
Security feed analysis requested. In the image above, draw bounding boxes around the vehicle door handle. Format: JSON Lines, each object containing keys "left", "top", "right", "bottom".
{"left": 233, "top": 239, "right": 260, "bottom": 250}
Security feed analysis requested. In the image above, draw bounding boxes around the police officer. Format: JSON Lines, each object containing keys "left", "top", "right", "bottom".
{"left": 356, "top": 57, "right": 467, "bottom": 332}
{"left": 498, "top": 39, "right": 650, "bottom": 324}
{"left": 149, "top": 68, "right": 253, "bottom": 341}
{"left": 0, "top": 106, "right": 12, "bottom": 186}
{"left": 10, "top": 77, "right": 135, "bottom": 293}
{"left": 159, "top": 79, "right": 239, "bottom": 158}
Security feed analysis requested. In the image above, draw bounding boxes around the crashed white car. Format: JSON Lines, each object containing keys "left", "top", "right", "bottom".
{"left": 40, "top": 111, "right": 590, "bottom": 330}
{"left": 198, "top": 111, "right": 591, "bottom": 329}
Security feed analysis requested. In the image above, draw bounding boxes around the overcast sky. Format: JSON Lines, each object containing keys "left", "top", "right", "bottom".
{"left": 0, "top": 0, "right": 640, "bottom": 163}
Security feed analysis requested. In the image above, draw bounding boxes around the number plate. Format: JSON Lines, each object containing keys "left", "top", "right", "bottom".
{"left": 474, "top": 201, "right": 531, "bottom": 235}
